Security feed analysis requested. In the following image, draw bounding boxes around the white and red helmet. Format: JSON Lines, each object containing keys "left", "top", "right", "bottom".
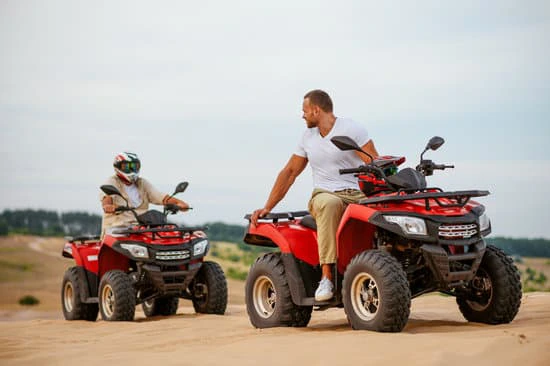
{"left": 113, "top": 152, "right": 141, "bottom": 185}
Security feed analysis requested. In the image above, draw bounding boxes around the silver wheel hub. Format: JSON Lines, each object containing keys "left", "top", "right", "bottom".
{"left": 63, "top": 282, "right": 74, "bottom": 312}
{"left": 467, "top": 268, "right": 493, "bottom": 311}
{"left": 101, "top": 284, "right": 115, "bottom": 318}
{"left": 351, "top": 272, "right": 380, "bottom": 321}
{"left": 252, "top": 275, "right": 276, "bottom": 319}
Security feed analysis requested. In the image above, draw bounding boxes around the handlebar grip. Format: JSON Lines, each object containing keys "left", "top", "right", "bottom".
{"left": 165, "top": 203, "right": 180, "bottom": 212}
{"left": 114, "top": 206, "right": 128, "bottom": 212}
{"left": 339, "top": 167, "right": 363, "bottom": 175}
{"left": 433, "top": 164, "right": 455, "bottom": 170}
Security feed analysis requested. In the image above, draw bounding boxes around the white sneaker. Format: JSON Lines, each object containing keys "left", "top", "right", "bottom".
{"left": 314, "top": 277, "right": 334, "bottom": 301}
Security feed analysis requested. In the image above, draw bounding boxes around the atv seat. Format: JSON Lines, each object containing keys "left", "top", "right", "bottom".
{"left": 300, "top": 215, "right": 317, "bottom": 231}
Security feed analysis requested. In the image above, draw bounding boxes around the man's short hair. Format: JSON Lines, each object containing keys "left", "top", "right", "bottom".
{"left": 304, "top": 89, "right": 333, "bottom": 113}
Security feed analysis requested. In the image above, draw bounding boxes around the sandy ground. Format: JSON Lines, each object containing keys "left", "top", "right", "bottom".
{"left": 0, "top": 236, "right": 549, "bottom": 365}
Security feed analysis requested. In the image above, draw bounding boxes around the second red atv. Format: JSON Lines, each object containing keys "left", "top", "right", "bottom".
{"left": 61, "top": 182, "right": 227, "bottom": 321}
{"left": 244, "top": 136, "right": 521, "bottom": 332}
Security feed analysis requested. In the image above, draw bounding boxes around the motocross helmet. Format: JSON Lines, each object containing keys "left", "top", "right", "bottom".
{"left": 114, "top": 152, "right": 141, "bottom": 185}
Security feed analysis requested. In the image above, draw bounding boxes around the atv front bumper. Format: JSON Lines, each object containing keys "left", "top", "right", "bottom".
{"left": 142, "top": 262, "right": 202, "bottom": 294}
{"left": 421, "top": 239, "right": 486, "bottom": 286}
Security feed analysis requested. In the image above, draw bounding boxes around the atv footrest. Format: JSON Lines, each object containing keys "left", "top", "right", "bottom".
{"left": 83, "top": 297, "right": 98, "bottom": 304}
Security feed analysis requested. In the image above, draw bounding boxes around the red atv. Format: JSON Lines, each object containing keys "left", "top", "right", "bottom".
{"left": 244, "top": 136, "right": 521, "bottom": 332}
{"left": 61, "top": 182, "right": 227, "bottom": 321}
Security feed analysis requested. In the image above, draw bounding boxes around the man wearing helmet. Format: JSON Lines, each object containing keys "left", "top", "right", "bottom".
{"left": 100, "top": 152, "right": 190, "bottom": 235}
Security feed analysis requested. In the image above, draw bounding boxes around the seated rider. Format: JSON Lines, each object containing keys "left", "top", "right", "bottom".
{"left": 100, "top": 152, "right": 189, "bottom": 236}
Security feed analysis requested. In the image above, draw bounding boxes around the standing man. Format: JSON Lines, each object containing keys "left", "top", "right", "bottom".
{"left": 251, "top": 89, "right": 378, "bottom": 301}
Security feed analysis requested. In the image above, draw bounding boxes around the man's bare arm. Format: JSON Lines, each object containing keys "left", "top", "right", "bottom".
{"left": 251, "top": 154, "right": 308, "bottom": 226}
{"left": 356, "top": 140, "right": 379, "bottom": 163}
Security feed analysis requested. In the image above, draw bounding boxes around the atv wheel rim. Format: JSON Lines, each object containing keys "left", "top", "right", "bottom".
{"left": 253, "top": 275, "right": 276, "bottom": 319}
{"left": 63, "top": 282, "right": 74, "bottom": 312}
{"left": 143, "top": 299, "right": 154, "bottom": 311}
{"left": 101, "top": 284, "right": 115, "bottom": 318}
{"left": 466, "top": 267, "right": 493, "bottom": 311}
{"left": 351, "top": 272, "right": 380, "bottom": 321}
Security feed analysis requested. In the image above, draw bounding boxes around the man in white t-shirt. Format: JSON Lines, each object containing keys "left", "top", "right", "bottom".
{"left": 251, "top": 89, "right": 379, "bottom": 301}
{"left": 100, "top": 152, "right": 189, "bottom": 237}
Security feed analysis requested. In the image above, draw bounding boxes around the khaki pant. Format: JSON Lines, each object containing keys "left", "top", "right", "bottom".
{"left": 308, "top": 188, "right": 365, "bottom": 264}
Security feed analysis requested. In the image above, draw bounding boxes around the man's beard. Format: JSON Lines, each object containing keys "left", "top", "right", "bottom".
{"left": 305, "top": 119, "right": 317, "bottom": 128}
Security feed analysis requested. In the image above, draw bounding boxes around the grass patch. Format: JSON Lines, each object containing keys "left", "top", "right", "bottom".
{"left": 0, "top": 247, "right": 20, "bottom": 253}
{"left": 226, "top": 267, "right": 248, "bottom": 281}
{"left": 0, "top": 259, "right": 33, "bottom": 272}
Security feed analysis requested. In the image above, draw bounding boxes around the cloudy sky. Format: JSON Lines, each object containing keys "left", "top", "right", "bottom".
{"left": 1, "top": 1, "right": 549, "bottom": 238}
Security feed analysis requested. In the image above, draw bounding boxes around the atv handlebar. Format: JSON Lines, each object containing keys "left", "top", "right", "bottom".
{"left": 339, "top": 164, "right": 386, "bottom": 179}
{"left": 115, "top": 204, "right": 192, "bottom": 217}
{"left": 416, "top": 160, "right": 455, "bottom": 176}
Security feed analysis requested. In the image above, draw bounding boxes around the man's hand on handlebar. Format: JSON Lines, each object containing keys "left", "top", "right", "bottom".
{"left": 251, "top": 208, "right": 270, "bottom": 227}
{"left": 102, "top": 196, "right": 116, "bottom": 214}
{"left": 177, "top": 201, "right": 190, "bottom": 211}
{"left": 103, "top": 204, "right": 116, "bottom": 214}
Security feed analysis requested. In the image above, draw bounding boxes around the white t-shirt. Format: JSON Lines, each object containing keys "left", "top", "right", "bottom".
{"left": 295, "top": 117, "right": 370, "bottom": 192}
{"left": 123, "top": 183, "right": 143, "bottom": 208}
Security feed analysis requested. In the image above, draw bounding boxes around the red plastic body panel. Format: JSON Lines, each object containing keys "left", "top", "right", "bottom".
{"left": 247, "top": 221, "right": 319, "bottom": 266}
{"left": 335, "top": 204, "right": 378, "bottom": 274}
{"left": 69, "top": 241, "right": 101, "bottom": 275}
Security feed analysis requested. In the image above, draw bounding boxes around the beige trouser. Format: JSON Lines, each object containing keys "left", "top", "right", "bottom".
{"left": 308, "top": 188, "right": 366, "bottom": 264}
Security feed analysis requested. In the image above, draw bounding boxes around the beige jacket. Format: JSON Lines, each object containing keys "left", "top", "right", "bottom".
{"left": 99, "top": 175, "right": 166, "bottom": 236}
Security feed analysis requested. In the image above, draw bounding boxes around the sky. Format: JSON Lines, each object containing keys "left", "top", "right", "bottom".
{"left": 0, "top": 0, "right": 549, "bottom": 238}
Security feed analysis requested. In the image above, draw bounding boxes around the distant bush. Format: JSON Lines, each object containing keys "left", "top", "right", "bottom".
{"left": 19, "top": 295, "right": 40, "bottom": 306}
{"left": 228, "top": 254, "right": 241, "bottom": 262}
{"left": 226, "top": 267, "right": 248, "bottom": 281}
{"left": 205, "top": 222, "right": 245, "bottom": 243}
{"left": 521, "top": 267, "right": 548, "bottom": 292}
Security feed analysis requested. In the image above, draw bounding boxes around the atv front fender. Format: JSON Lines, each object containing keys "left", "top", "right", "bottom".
{"left": 98, "top": 245, "right": 131, "bottom": 279}
{"left": 336, "top": 204, "right": 378, "bottom": 274}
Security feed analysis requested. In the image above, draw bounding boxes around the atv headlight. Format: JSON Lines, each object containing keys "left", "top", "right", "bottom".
{"left": 384, "top": 215, "right": 428, "bottom": 235}
{"left": 120, "top": 244, "right": 149, "bottom": 258}
{"left": 193, "top": 239, "right": 209, "bottom": 256}
{"left": 479, "top": 213, "right": 491, "bottom": 232}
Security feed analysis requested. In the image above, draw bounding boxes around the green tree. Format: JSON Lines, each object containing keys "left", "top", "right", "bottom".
{"left": 0, "top": 218, "right": 8, "bottom": 236}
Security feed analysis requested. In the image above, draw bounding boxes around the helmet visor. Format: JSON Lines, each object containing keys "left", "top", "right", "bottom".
{"left": 119, "top": 161, "right": 140, "bottom": 173}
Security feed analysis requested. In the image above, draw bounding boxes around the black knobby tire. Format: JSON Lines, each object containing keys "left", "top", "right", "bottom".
{"left": 245, "top": 252, "right": 313, "bottom": 328}
{"left": 456, "top": 245, "right": 522, "bottom": 324}
{"left": 343, "top": 250, "right": 411, "bottom": 332}
{"left": 142, "top": 296, "right": 179, "bottom": 317}
{"left": 61, "top": 266, "right": 98, "bottom": 321}
{"left": 99, "top": 270, "right": 136, "bottom": 321}
{"left": 192, "top": 261, "right": 228, "bottom": 314}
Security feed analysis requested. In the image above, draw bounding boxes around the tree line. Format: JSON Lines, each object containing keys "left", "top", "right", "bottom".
{"left": 0, "top": 209, "right": 247, "bottom": 241}
{"left": 1, "top": 209, "right": 549, "bottom": 258}
{"left": 0, "top": 209, "right": 102, "bottom": 237}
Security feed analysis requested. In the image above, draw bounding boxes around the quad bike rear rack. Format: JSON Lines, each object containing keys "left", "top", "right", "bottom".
{"left": 244, "top": 211, "right": 310, "bottom": 223}
{"left": 360, "top": 189, "right": 490, "bottom": 211}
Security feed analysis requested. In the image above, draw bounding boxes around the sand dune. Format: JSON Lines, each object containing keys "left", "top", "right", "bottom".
{"left": 0, "top": 236, "right": 549, "bottom": 365}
